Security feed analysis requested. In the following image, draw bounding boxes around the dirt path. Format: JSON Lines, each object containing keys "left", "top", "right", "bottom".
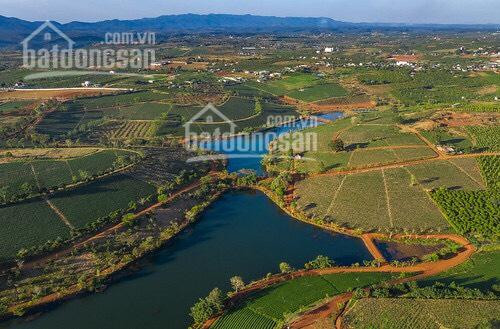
{"left": 314, "top": 151, "right": 500, "bottom": 178}
{"left": 286, "top": 233, "right": 475, "bottom": 329}
{"left": 21, "top": 178, "right": 206, "bottom": 270}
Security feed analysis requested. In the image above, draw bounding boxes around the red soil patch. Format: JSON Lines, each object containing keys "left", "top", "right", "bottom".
{"left": 432, "top": 111, "right": 500, "bottom": 127}
{"left": 388, "top": 54, "right": 421, "bottom": 62}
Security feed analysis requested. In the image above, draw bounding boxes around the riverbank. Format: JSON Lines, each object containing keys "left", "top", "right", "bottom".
{"left": 201, "top": 184, "right": 477, "bottom": 329}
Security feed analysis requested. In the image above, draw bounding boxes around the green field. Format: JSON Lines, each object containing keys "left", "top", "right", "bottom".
{"left": 0, "top": 101, "right": 31, "bottom": 113}
{"left": 213, "top": 272, "right": 395, "bottom": 329}
{"left": 295, "top": 168, "right": 449, "bottom": 232}
{"left": 343, "top": 298, "right": 500, "bottom": 329}
{"left": 466, "top": 126, "right": 500, "bottom": 152}
{"left": 49, "top": 174, "right": 155, "bottom": 228}
{"left": 0, "top": 149, "right": 136, "bottom": 202}
{"left": 430, "top": 156, "right": 498, "bottom": 238}
{"left": 0, "top": 198, "right": 70, "bottom": 261}
{"left": 287, "top": 83, "right": 347, "bottom": 102}
{"left": 422, "top": 249, "right": 500, "bottom": 291}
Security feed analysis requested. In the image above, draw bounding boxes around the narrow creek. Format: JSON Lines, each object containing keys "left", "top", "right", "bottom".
{"left": 2, "top": 112, "right": 374, "bottom": 329}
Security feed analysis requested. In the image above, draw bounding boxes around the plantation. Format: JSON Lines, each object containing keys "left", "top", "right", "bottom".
{"left": 466, "top": 126, "right": 500, "bottom": 151}
{"left": 0, "top": 100, "right": 31, "bottom": 113}
{"left": 111, "top": 121, "right": 158, "bottom": 139}
{"left": 287, "top": 83, "right": 347, "bottom": 102}
{"left": 0, "top": 149, "right": 137, "bottom": 202}
{"left": 406, "top": 160, "right": 485, "bottom": 191}
{"left": 343, "top": 298, "right": 500, "bottom": 329}
{"left": 423, "top": 249, "right": 500, "bottom": 291}
{"left": 213, "top": 272, "right": 395, "bottom": 329}
{"left": 0, "top": 198, "right": 70, "bottom": 261}
{"left": 49, "top": 174, "right": 155, "bottom": 228}
{"left": 295, "top": 168, "right": 449, "bottom": 232}
{"left": 431, "top": 188, "right": 499, "bottom": 239}
{"left": 430, "top": 156, "right": 498, "bottom": 239}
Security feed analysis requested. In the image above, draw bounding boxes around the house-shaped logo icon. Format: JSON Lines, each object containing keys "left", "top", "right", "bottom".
{"left": 21, "top": 21, "right": 75, "bottom": 53}
{"left": 183, "top": 103, "right": 237, "bottom": 140}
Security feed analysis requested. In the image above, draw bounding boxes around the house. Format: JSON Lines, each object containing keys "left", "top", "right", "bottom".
{"left": 324, "top": 47, "right": 334, "bottom": 53}
{"left": 81, "top": 81, "right": 91, "bottom": 87}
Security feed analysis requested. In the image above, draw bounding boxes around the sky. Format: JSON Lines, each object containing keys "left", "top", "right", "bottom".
{"left": 1, "top": 0, "right": 499, "bottom": 24}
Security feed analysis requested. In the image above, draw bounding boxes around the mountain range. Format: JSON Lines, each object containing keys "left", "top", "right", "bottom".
{"left": 0, "top": 13, "right": 498, "bottom": 48}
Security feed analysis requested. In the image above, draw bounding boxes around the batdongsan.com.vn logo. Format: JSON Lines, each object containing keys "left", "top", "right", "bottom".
{"left": 183, "top": 103, "right": 320, "bottom": 163}
{"left": 21, "top": 21, "right": 156, "bottom": 71}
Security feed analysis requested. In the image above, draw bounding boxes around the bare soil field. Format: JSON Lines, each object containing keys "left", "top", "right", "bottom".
{"left": 0, "top": 89, "right": 119, "bottom": 101}
{"left": 0, "top": 147, "right": 101, "bottom": 162}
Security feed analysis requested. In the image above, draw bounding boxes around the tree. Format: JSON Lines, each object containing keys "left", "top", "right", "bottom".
{"left": 279, "top": 262, "right": 293, "bottom": 274}
{"left": 206, "top": 287, "right": 224, "bottom": 313}
{"left": 121, "top": 213, "right": 135, "bottom": 227}
{"left": 304, "top": 255, "right": 334, "bottom": 270}
{"left": 0, "top": 186, "right": 8, "bottom": 203}
{"left": 20, "top": 182, "right": 33, "bottom": 195}
{"left": 329, "top": 138, "right": 345, "bottom": 152}
{"left": 230, "top": 276, "right": 245, "bottom": 292}
{"left": 78, "top": 170, "right": 90, "bottom": 181}
{"left": 189, "top": 298, "right": 213, "bottom": 324}
{"left": 189, "top": 287, "right": 225, "bottom": 324}
{"left": 410, "top": 174, "right": 418, "bottom": 186}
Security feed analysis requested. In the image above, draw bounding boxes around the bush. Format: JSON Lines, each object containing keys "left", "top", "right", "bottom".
{"left": 304, "top": 255, "right": 334, "bottom": 269}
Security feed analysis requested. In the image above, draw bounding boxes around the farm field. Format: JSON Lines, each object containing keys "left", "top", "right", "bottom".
{"left": 430, "top": 156, "right": 498, "bottom": 238}
{"left": 466, "top": 126, "right": 500, "bottom": 151}
{"left": 0, "top": 198, "right": 70, "bottom": 261}
{"left": 343, "top": 298, "right": 500, "bottom": 329}
{"left": 422, "top": 249, "right": 500, "bottom": 291}
{"left": 0, "top": 100, "right": 32, "bottom": 113}
{"left": 295, "top": 167, "right": 450, "bottom": 232}
{"left": 287, "top": 82, "right": 348, "bottom": 102}
{"left": 110, "top": 121, "right": 158, "bottom": 139}
{"left": 212, "top": 272, "right": 395, "bottom": 329}
{"left": 48, "top": 174, "right": 155, "bottom": 228}
{"left": 0, "top": 149, "right": 137, "bottom": 202}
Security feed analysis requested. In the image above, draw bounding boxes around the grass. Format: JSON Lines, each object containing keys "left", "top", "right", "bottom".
{"left": 49, "top": 174, "right": 155, "bottom": 228}
{"left": 287, "top": 83, "right": 347, "bottom": 102}
{"left": 343, "top": 298, "right": 500, "bottom": 329}
{"left": 0, "top": 198, "right": 70, "bottom": 261}
{"left": 213, "top": 272, "right": 395, "bottom": 329}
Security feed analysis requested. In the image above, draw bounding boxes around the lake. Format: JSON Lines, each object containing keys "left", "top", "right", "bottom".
{"left": 3, "top": 191, "right": 371, "bottom": 329}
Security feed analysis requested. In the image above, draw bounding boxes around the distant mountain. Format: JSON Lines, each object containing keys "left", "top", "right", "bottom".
{"left": 0, "top": 13, "right": 498, "bottom": 49}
